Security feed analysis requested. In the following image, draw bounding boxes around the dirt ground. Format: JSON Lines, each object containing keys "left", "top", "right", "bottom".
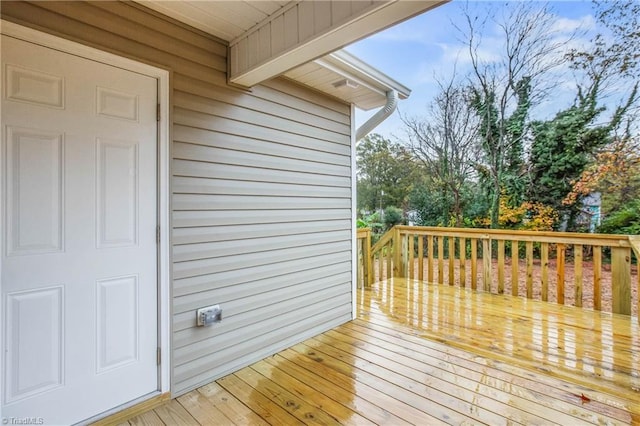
{"left": 374, "top": 258, "right": 639, "bottom": 317}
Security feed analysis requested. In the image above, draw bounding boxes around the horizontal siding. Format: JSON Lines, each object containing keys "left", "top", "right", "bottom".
{"left": 174, "top": 254, "right": 350, "bottom": 297}
{"left": 175, "top": 306, "right": 352, "bottom": 393}
{"left": 1, "top": 2, "right": 229, "bottom": 86}
{"left": 172, "top": 230, "right": 350, "bottom": 261}
{"left": 173, "top": 295, "right": 352, "bottom": 384}
{"left": 173, "top": 124, "right": 350, "bottom": 163}
{"left": 172, "top": 177, "right": 351, "bottom": 197}
{"left": 172, "top": 264, "right": 352, "bottom": 330}
{"left": 261, "top": 78, "right": 351, "bottom": 117}
{"left": 172, "top": 220, "right": 351, "bottom": 244}
{"left": 172, "top": 160, "right": 351, "bottom": 187}
{"left": 174, "top": 275, "right": 352, "bottom": 347}
{"left": 1, "top": 0, "right": 354, "bottom": 397}
{"left": 172, "top": 195, "right": 352, "bottom": 212}
{"left": 173, "top": 242, "right": 350, "bottom": 280}
{"left": 173, "top": 141, "right": 350, "bottom": 177}
{"left": 174, "top": 91, "right": 350, "bottom": 142}
{"left": 174, "top": 76, "right": 350, "bottom": 133}
{"left": 172, "top": 209, "right": 352, "bottom": 227}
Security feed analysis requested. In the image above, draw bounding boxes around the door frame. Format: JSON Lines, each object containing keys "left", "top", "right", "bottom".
{"left": 0, "top": 19, "right": 172, "bottom": 417}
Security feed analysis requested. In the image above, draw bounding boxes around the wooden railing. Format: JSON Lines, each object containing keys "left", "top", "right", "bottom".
{"left": 359, "top": 225, "right": 639, "bottom": 317}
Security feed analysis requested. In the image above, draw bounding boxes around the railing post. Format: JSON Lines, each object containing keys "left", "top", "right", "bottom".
{"left": 356, "top": 228, "right": 372, "bottom": 288}
{"left": 365, "top": 229, "right": 372, "bottom": 287}
{"left": 393, "top": 227, "right": 404, "bottom": 277}
{"left": 611, "top": 246, "right": 631, "bottom": 315}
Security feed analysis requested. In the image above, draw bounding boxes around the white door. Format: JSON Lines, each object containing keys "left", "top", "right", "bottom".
{"left": 1, "top": 36, "right": 158, "bottom": 424}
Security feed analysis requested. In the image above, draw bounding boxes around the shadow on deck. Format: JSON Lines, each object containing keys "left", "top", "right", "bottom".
{"left": 116, "top": 278, "right": 640, "bottom": 425}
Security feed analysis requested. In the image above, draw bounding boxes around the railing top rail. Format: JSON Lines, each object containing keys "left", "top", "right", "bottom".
{"left": 395, "top": 225, "right": 632, "bottom": 248}
{"left": 371, "top": 228, "right": 395, "bottom": 254}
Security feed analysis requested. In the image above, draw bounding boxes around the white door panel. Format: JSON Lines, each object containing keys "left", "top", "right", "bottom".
{"left": 2, "top": 35, "right": 158, "bottom": 424}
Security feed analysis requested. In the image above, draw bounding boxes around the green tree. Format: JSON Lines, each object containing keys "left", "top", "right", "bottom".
{"left": 409, "top": 178, "right": 488, "bottom": 227}
{"left": 471, "top": 78, "right": 531, "bottom": 227}
{"left": 459, "top": 2, "right": 573, "bottom": 228}
{"left": 409, "top": 182, "right": 451, "bottom": 227}
{"left": 528, "top": 80, "right": 637, "bottom": 230}
{"left": 562, "top": 0, "right": 640, "bottom": 231}
{"left": 598, "top": 200, "right": 640, "bottom": 235}
{"left": 383, "top": 206, "right": 404, "bottom": 230}
{"left": 356, "top": 134, "right": 418, "bottom": 214}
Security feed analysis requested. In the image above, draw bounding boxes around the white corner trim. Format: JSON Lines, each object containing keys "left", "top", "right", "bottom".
{"left": 351, "top": 104, "right": 358, "bottom": 320}
{"left": 0, "top": 20, "right": 172, "bottom": 395}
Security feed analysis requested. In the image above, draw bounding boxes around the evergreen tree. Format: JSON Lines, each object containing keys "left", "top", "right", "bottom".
{"left": 529, "top": 79, "right": 636, "bottom": 229}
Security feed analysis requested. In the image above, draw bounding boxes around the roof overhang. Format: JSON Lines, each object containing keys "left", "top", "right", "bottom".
{"left": 226, "top": 1, "right": 445, "bottom": 87}
{"left": 137, "top": 1, "right": 447, "bottom": 108}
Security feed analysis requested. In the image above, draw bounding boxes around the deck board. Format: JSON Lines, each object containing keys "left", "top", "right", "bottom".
{"left": 362, "top": 280, "right": 640, "bottom": 408}
{"left": 115, "top": 278, "right": 640, "bottom": 425}
{"left": 152, "top": 399, "right": 198, "bottom": 425}
{"left": 323, "top": 327, "right": 595, "bottom": 425}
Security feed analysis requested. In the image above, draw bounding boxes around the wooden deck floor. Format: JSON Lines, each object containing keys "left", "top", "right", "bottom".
{"left": 118, "top": 278, "right": 640, "bottom": 425}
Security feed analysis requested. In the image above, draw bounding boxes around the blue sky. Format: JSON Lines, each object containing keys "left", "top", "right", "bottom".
{"left": 348, "top": 1, "right": 599, "bottom": 140}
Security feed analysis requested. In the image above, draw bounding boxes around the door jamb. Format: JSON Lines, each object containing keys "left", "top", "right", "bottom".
{"left": 0, "top": 19, "right": 172, "bottom": 410}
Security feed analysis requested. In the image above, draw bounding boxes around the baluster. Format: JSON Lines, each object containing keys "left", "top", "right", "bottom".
{"left": 460, "top": 237, "right": 467, "bottom": 288}
{"left": 471, "top": 239, "right": 478, "bottom": 290}
{"left": 408, "top": 234, "right": 415, "bottom": 279}
{"left": 428, "top": 235, "right": 434, "bottom": 283}
{"left": 418, "top": 235, "right": 424, "bottom": 281}
{"left": 482, "top": 238, "right": 491, "bottom": 292}
{"left": 593, "top": 246, "right": 601, "bottom": 311}
{"left": 557, "top": 243, "right": 566, "bottom": 304}
{"left": 526, "top": 241, "right": 534, "bottom": 299}
{"left": 438, "top": 236, "right": 444, "bottom": 285}
{"left": 541, "top": 242, "right": 549, "bottom": 302}
{"left": 511, "top": 240, "right": 519, "bottom": 297}
{"left": 574, "top": 244, "right": 583, "bottom": 307}
{"left": 448, "top": 236, "right": 455, "bottom": 286}
{"left": 497, "top": 240, "right": 505, "bottom": 294}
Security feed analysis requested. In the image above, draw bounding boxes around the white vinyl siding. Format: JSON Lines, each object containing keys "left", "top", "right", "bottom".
{"left": 2, "top": 1, "right": 354, "bottom": 396}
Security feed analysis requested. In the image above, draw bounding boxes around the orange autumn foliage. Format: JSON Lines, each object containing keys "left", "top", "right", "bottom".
{"left": 480, "top": 195, "right": 558, "bottom": 231}
{"left": 564, "top": 137, "right": 640, "bottom": 206}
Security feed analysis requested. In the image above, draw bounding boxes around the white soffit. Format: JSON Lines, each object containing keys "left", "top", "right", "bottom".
{"left": 285, "top": 49, "right": 411, "bottom": 110}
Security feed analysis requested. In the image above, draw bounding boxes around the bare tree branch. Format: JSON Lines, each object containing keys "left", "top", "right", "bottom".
{"left": 401, "top": 75, "right": 480, "bottom": 226}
